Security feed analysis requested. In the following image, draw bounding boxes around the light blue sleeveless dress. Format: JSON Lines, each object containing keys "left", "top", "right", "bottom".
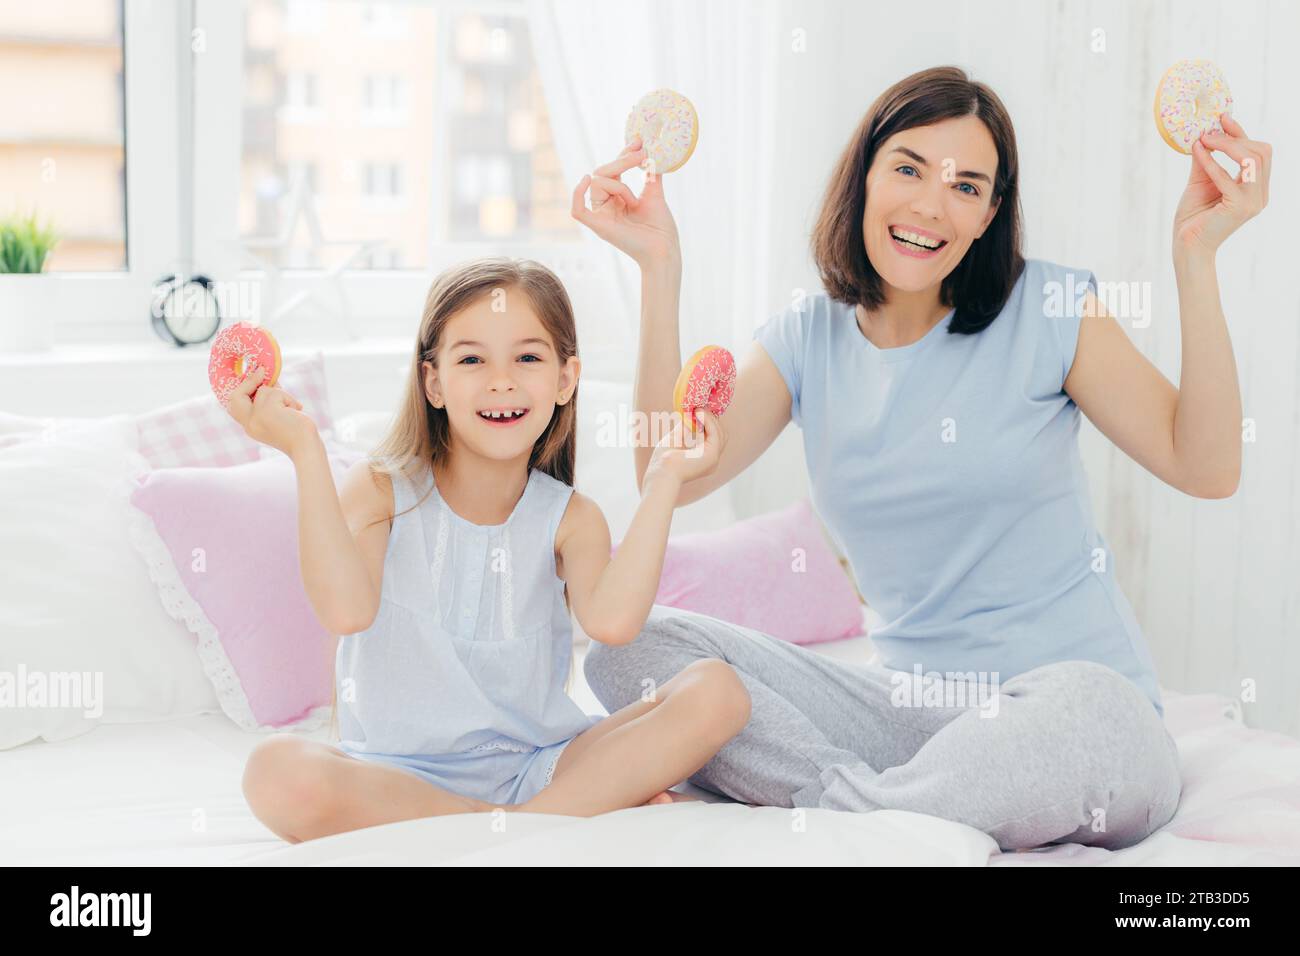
{"left": 334, "top": 461, "right": 600, "bottom": 806}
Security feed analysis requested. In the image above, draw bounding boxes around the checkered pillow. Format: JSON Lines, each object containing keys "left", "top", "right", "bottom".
{"left": 136, "top": 352, "right": 336, "bottom": 468}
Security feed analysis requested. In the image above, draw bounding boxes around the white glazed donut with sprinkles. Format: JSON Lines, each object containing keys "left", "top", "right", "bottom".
{"left": 624, "top": 89, "right": 699, "bottom": 175}
{"left": 1154, "top": 58, "right": 1233, "bottom": 154}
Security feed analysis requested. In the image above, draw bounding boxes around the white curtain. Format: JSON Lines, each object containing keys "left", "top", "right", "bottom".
{"left": 526, "top": 0, "right": 780, "bottom": 360}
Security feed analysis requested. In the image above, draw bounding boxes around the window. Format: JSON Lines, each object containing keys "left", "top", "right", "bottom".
{"left": 284, "top": 0, "right": 326, "bottom": 34}
{"left": 361, "top": 2, "right": 404, "bottom": 37}
{"left": 363, "top": 74, "right": 408, "bottom": 123}
{"left": 236, "top": 0, "right": 576, "bottom": 276}
{"left": 363, "top": 162, "right": 402, "bottom": 198}
{"left": 7, "top": 0, "right": 594, "bottom": 342}
{"left": 285, "top": 72, "right": 319, "bottom": 110}
{"left": 0, "top": 0, "right": 179, "bottom": 341}
{"left": 0, "top": 0, "right": 127, "bottom": 272}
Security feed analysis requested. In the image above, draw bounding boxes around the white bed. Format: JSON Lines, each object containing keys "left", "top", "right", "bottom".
{"left": 4, "top": 379, "right": 1297, "bottom": 866}
{"left": 5, "top": 632, "right": 1299, "bottom": 867}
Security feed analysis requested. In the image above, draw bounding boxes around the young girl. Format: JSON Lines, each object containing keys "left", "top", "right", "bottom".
{"left": 228, "top": 257, "right": 749, "bottom": 844}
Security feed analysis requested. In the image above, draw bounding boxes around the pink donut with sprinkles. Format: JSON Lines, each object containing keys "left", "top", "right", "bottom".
{"left": 624, "top": 89, "right": 699, "bottom": 175}
{"left": 1154, "top": 58, "right": 1233, "bottom": 154}
{"left": 673, "top": 345, "right": 735, "bottom": 433}
{"left": 208, "top": 321, "right": 281, "bottom": 408}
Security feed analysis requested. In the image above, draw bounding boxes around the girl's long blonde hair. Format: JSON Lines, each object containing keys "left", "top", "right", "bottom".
{"left": 328, "top": 257, "right": 581, "bottom": 742}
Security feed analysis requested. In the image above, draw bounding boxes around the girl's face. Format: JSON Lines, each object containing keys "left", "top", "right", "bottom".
{"left": 862, "top": 115, "right": 1002, "bottom": 296}
{"left": 422, "top": 289, "right": 579, "bottom": 461}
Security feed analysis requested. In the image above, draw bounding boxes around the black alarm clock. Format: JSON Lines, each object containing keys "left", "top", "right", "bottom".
{"left": 150, "top": 273, "right": 222, "bottom": 346}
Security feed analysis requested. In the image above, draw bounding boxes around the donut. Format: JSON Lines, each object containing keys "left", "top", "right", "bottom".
{"left": 673, "top": 345, "right": 735, "bottom": 433}
{"left": 208, "top": 321, "right": 281, "bottom": 407}
{"left": 1154, "top": 58, "right": 1233, "bottom": 154}
{"left": 624, "top": 89, "right": 699, "bottom": 175}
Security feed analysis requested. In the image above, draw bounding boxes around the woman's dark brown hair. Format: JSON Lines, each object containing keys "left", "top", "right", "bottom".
{"left": 811, "top": 66, "right": 1025, "bottom": 334}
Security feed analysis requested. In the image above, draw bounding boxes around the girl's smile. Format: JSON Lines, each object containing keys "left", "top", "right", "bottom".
{"left": 476, "top": 406, "right": 532, "bottom": 426}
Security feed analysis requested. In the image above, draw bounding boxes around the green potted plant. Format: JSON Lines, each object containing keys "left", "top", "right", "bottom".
{"left": 0, "top": 211, "right": 60, "bottom": 352}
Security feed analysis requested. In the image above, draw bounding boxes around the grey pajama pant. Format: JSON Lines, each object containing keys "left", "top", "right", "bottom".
{"left": 584, "top": 604, "right": 1183, "bottom": 851}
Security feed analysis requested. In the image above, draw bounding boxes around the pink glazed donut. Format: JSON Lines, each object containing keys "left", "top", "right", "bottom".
{"left": 673, "top": 345, "right": 735, "bottom": 433}
{"left": 208, "top": 322, "right": 281, "bottom": 408}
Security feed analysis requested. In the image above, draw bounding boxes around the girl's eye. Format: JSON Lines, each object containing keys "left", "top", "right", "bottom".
{"left": 956, "top": 182, "right": 979, "bottom": 197}
{"left": 458, "top": 354, "right": 542, "bottom": 365}
{"left": 896, "top": 164, "right": 918, "bottom": 177}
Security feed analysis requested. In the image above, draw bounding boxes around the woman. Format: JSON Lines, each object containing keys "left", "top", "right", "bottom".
{"left": 569, "top": 66, "right": 1271, "bottom": 850}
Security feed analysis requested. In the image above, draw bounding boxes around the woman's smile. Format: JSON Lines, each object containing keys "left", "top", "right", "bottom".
{"left": 888, "top": 224, "right": 950, "bottom": 258}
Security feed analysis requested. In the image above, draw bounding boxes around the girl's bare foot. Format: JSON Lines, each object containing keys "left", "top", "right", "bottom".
{"left": 641, "top": 789, "right": 702, "bottom": 806}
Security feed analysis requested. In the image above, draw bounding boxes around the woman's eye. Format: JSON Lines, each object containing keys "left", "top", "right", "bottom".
{"left": 956, "top": 182, "right": 979, "bottom": 196}
{"left": 458, "top": 356, "right": 480, "bottom": 365}
{"left": 896, "top": 164, "right": 918, "bottom": 177}
{"left": 519, "top": 354, "right": 541, "bottom": 363}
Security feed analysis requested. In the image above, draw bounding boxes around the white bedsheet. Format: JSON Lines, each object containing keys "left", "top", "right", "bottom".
{"left": 4, "top": 630, "right": 1298, "bottom": 866}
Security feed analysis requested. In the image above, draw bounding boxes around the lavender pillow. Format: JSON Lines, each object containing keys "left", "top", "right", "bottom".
{"left": 128, "top": 448, "right": 363, "bottom": 731}
{"left": 613, "top": 497, "right": 865, "bottom": 645}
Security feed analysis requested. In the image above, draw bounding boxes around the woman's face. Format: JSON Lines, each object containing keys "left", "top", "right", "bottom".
{"left": 422, "top": 290, "right": 579, "bottom": 461}
{"left": 862, "top": 115, "right": 1002, "bottom": 295}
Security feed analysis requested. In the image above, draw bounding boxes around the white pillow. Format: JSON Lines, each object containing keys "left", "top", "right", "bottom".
{"left": 0, "top": 418, "right": 219, "bottom": 749}
{"left": 331, "top": 410, "right": 396, "bottom": 454}
{"left": 0, "top": 412, "right": 111, "bottom": 451}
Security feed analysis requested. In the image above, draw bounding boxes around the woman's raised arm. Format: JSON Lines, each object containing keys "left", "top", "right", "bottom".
{"left": 571, "top": 145, "right": 793, "bottom": 507}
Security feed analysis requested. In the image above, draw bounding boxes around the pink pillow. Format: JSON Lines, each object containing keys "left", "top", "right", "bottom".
{"left": 128, "top": 449, "right": 363, "bottom": 731}
{"left": 612, "top": 498, "right": 865, "bottom": 645}
{"left": 135, "top": 351, "right": 335, "bottom": 468}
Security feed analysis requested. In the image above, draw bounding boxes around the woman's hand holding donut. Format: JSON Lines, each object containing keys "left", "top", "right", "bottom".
{"left": 1174, "top": 112, "right": 1271, "bottom": 257}
{"left": 224, "top": 364, "right": 318, "bottom": 458}
{"left": 570, "top": 136, "right": 681, "bottom": 268}
{"left": 644, "top": 408, "right": 724, "bottom": 488}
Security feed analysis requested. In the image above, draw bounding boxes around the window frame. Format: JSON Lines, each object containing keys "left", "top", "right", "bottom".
{"left": 53, "top": 0, "right": 183, "bottom": 343}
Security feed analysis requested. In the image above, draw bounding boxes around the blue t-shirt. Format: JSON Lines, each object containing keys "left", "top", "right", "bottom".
{"left": 753, "top": 258, "right": 1164, "bottom": 715}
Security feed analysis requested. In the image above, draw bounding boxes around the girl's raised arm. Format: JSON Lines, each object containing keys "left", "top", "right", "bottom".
{"left": 558, "top": 412, "right": 722, "bottom": 646}
{"left": 224, "top": 367, "right": 385, "bottom": 635}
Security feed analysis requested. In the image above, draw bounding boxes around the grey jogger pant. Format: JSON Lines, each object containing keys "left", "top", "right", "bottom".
{"left": 584, "top": 605, "right": 1183, "bottom": 851}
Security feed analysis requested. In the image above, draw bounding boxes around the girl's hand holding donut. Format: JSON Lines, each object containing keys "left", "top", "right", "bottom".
{"left": 644, "top": 408, "right": 724, "bottom": 488}
{"left": 570, "top": 136, "right": 681, "bottom": 268}
{"left": 1175, "top": 112, "right": 1272, "bottom": 257}
{"left": 224, "top": 364, "right": 318, "bottom": 458}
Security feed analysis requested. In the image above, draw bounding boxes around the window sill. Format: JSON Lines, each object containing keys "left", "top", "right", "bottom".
{"left": 0, "top": 335, "right": 415, "bottom": 370}
{"left": 0, "top": 336, "right": 418, "bottom": 419}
